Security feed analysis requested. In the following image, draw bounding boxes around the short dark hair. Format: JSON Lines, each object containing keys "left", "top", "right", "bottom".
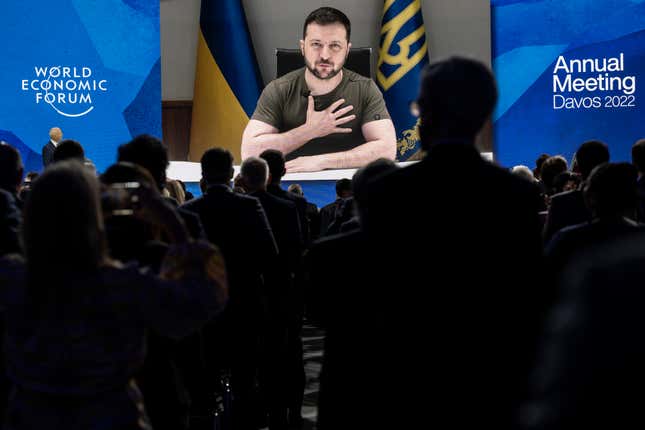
{"left": 53, "top": 139, "right": 85, "bottom": 163}
{"left": 631, "top": 139, "right": 645, "bottom": 173}
{"left": 117, "top": 135, "right": 169, "bottom": 191}
{"left": 417, "top": 57, "right": 497, "bottom": 148}
{"left": 335, "top": 178, "right": 353, "bottom": 197}
{"left": 584, "top": 162, "right": 637, "bottom": 217}
{"left": 259, "top": 149, "right": 286, "bottom": 183}
{"left": 201, "top": 148, "right": 234, "bottom": 185}
{"left": 575, "top": 140, "right": 610, "bottom": 179}
{"left": 240, "top": 157, "right": 269, "bottom": 191}
{"left": 303, "top": 7, "right": 351, "bottom": 41}
{"left": 540, "top": 155, "right": 568, "bottom": 195}
{"left": 0, "top": 142, "right": 23, "bottom": 192}
{"left": 352, "top": 158, "right": 397, "bottom": 213}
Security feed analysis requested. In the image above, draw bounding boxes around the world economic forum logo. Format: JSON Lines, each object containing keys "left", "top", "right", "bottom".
{"left": 21, "top": 66, "right": 108, "bottom": 118}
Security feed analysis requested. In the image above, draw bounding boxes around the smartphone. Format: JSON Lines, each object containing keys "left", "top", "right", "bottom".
{"left": 101, "top": 182, "right": 141, "bottom": 216}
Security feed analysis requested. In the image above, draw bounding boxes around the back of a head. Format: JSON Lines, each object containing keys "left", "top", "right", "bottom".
{"left": 23, "top": 161, "right": 105, "bottom": 280}
{"left": 259, "top": 149, "right": 286, "bottom": 183}
{"left": 52, "top": 139, "right": 84, "bottom": 163}
{"left": 201, "top": 148, "right": 234, "bottom": 186}
{"left": 535, "top": 153, "right": 551, "bottom": 179}
{"left": 584, "top": 162, "right": 637, "bottom": 218}
{"left": 631, "top": 139, "right": 645, "bottom": 173}
{"left": 352, "top": 158, "right": 398, "bottom": 215}
{"left": 240, "top": 157, "right": 269, "bottom": 192}
{"left": 576, "top": 140, "right": 610, "bottom": 179}
{"left": 335, "top": 178, "right": 353, "bottom": 198}
{"left": 166, "top": 179, "right": 186, "bottom": 205}
{"left": 117, "top": 135, "right": 168, "bottom": 191}
{"left": 540, "top": 155, "right": 569, "bottom": 195}
{"left": 511, "top": 165, "right": 536, "bottom": 183}
{"left": 417, "top": 57, "right": 497, "bottom": 148}
{"left": 101, "top": 161, "right": 157, "bottom": 189}
{"left": 553, "top": 171, "right": 581, "bottom": 194}
{"left": 288, "top": 183, "right": 304, "bottom": 197}
{"left": 0, "top": 142, "right": 24, "bottom": 193}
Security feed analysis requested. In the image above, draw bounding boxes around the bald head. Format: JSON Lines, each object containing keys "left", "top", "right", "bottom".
{"left": 49, "top": 127, "right": 63, "bottom": 142}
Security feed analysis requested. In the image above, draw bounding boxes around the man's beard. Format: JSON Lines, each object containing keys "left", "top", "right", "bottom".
{"left": 304, "top": 58, "right": 345, "bottom": 80}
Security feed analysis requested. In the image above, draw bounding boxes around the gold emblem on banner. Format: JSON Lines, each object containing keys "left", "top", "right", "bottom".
{"left": 377, "top": 0, "right": 428, "bottom": 91}
{"left": 397, "top": 118, "right": 421, "bottom": 157}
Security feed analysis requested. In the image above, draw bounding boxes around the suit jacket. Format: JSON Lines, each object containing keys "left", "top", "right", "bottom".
{"left": 319, "top": 199, "right": 341, "bottom": 237}
{"left": 248, "top": 190, "right": 303, "bottom": 320}
{"left": 267, "top": 184, "right": 308, "bottom": 245}
{"left": 42, "top": 141, "right": 55, "bottom": 167}
{"left": 0, "top": 189, "right": 21, "bottom": 256}
{"left": 543, "top": 188, "right": 591, "bottom": 243}
{"left": 636, "top": 176, "right": 645, "bottom": 223}
{"left": 305, "top": 229, "right": 383, "bottom": 429}
{"left": 363, "top": 142, "right": 546, "bottom": 429}
{"left": 181, "top": 185, "right": 277, "bottom": 322}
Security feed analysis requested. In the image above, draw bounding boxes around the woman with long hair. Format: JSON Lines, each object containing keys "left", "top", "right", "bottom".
{"left": 0, "top": 161, "right": 227, "bottom": 429}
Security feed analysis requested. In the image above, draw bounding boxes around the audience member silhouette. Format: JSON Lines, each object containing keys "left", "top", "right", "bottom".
{"left": 0, "top": 143, "right": 24, "bottom": 256}
{"left": 543, "top": 140, "right": 610, "bottom": 242}
{"left": 117, "top": 135, "right": 205, "bottom": 240}
{"left": 546, "top": 162, "right": 641, "bottom": 279}
{"left": 540, "top": 155, "right": 568, "bottom": 197}
{"left": 287, "top": 184, "right": 320, "bottom": 241}
{"left": 240, "top": 157, "right": 303, "bottom": 430}
{"left": 631, "top": 138, "right": 645, "bottom": 222}
{"left": 258, "top": 149, "right": 308, "bottom": 426}
{"left": 364, "top": 57, "right": 546, "bottom": 429}
{"left": 0, "top": 161, "right": 226, "bottom": 430}
{"left": 318, "top": 178, "right": 352, "bottom": 237}
{"left": 525, "top": 229, "right": 645, "bottom": 429}
{"left": 181, "top": 148, "right": 278, "bottom": 430}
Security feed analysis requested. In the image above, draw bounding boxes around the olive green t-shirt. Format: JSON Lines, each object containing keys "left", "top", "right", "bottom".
{"left": 251, "top": 68, "right": 390, "bottom": 161}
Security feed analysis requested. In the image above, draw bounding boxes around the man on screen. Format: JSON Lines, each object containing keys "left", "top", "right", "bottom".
{"left": 241, "top": 7, "right": 396, "bottom": 173}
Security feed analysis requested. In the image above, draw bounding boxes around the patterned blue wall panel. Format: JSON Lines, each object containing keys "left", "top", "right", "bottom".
{"left": 0, "top": 0, "right": 161, "bottom": 173}
{"left": 492, "top": 0, "right": 645, "bottom": 168}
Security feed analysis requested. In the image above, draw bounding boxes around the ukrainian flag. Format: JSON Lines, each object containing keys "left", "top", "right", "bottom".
{"left": 377, "top": 0, "right": 429, "bottom": 160}
{"left": 190, "top": 0, "right": 263, "bottom": 163}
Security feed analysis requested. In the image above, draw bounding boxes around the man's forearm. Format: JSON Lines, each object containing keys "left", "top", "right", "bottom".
{"left": 318, "top": 139, "right": 395, "bottom": 169}
{"left": 242, "top": 124, "right": 317, "bottom": 158}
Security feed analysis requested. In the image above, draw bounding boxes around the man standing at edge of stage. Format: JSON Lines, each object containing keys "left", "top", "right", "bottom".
{"left": 241, "top": 7, "right": 396, "bottom": 173}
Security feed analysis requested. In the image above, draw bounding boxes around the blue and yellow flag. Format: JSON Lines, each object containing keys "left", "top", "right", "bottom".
{"left": 190, "top": 0, "right": 262, "bottom": 163}
{"left": 377, "top": 0, "right": 429, "bottom": 160}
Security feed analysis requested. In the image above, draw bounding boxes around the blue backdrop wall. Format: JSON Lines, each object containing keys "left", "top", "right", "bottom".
{"left": 492, "top": 0, "right": 645, "bottom": 168}
{"left": 0, "top": 0, "right": 161, "bottom": 174}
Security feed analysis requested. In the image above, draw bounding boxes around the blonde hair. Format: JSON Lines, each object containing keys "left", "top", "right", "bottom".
{"left": 166, "top": 179, "right": 186, "bottom": 204}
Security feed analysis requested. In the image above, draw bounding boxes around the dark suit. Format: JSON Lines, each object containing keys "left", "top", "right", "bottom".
{"left": 543, "top": 188, "right": 591, "bottom": 243}
{"left": 319, "top": 199, "right": 342, "bottom": 237}
{"left": 636, "top": 175, "right": 645, "bottom": 222}
{"left": 42, "top": 141, "right": 55, "bottom": 167}
{"left": 181, "top": 184, "right": 278, "bottom": 430}
{"left": 528, "top": 231, "right": 645, "bottom": 429}
{"left": 249, "top": 190, "right": 302, "bottom": 429}
{"left": 267, "top": 184, "right": 308, "bottom": 246}
{"left": 363, "top": 142, "right": 546, "bottom": 430}
{"left": 306, "top": 229, "right": 380, "bottom": 430}
{"left": 0, "top": 189, "right": 21, "bottom": 256}
{"left": 546, "top": 217, "right": 642, "bottom": 277}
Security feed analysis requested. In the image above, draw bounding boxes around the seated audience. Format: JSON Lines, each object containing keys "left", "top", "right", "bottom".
{"left": 543, "top": 140, "right": 610, "bottom": 242}
{"left": 288, "top": 184, "right": 320, "bottom": 241}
